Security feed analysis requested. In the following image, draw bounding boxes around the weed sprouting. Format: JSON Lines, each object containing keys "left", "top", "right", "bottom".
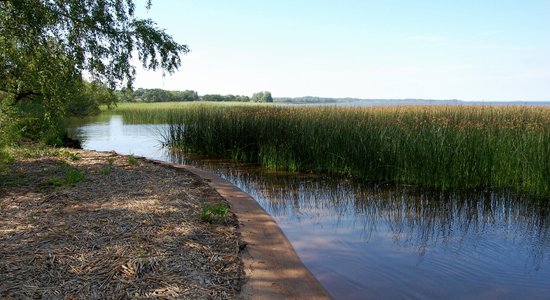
{"left": 127, "top": 154, "right": 138, "bottom": 166}
{"left": 101, "top": 158, "right": 115, "bottom": 175}
{"left": 66, "top": 168, "right": 85, "bottom": 185}
{"left": 0, "top": 148, "right": 14, "bottom": 164}
{"left": 58, "top": 149, "right": 81, "bottom": 160}
{"left": 46, "top": 177, "right": 64, "bottom": 187}
{"left": 46, "top": 168, "right": 85, "bottom": 187}
{"left": 200, "top": 200, "right": 230, "bottom": 223}
{"left": 100, "top": 165, "right": 112, "bottom": 175}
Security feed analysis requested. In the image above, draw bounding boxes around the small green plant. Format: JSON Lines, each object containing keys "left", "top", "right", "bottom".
{"left": 127, "top": 154, "right": 138, "bottom": 165}
{"left": 66, "top": 168, "right": 85, "bottom": 185}
{"left": 9, "top": 143, "right": 59, "bottom": 159}
{"left": 46, "top": 177, "right": 64, "bottom": 187}
{"left": 58, "top": 148, "right": 81, "bottom": 160}
{"left": 200, "top": 200, "right": 230, "bottom": 223}
{"left": 27, "top": 214, "right": 36, "bottom": 224}
{"left": 1, "top": 172, "right": 28, "bottom": 188}
{"left": 0, "top": 148, "right": 14, "bottom": 164}
{"left": 100, "top": 165, "right": 112, "bottom": 175}
{"left": 45, "top": 168, "right": 85, "bottom": 187}
{"left": 100, "top": 158, "right": 115, "bottom": 175}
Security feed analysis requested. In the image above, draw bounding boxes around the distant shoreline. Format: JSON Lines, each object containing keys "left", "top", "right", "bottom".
{"left": 273, "top": 97, "right": 550, "bottom": 106}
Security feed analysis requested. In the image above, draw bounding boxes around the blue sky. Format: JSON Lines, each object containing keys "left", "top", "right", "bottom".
{"left": 134, "top": 0, "right": 550, "bottom": 101}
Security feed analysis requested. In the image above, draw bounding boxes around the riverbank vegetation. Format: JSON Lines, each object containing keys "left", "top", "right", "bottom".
{"left": 113, "top": 103, "right": 549, "bottom": 198}
{"left": 0, "top": 0, "right": 187, "bottom": 148}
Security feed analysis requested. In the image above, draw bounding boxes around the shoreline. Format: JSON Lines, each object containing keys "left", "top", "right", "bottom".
{"left": 147, "top": 159, "right": 331, "bottom": 299}
{"left": 0, "top": 147, "right": 330, "bottom": 299}
{"left": 1, "top": 148, "right": 243, "bottom": 298}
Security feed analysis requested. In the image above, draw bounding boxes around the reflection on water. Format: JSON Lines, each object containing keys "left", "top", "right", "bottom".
{"left": 70, "top": 115, "right": 550, "bottom": 300}
{"left": 68, "top": 116, "right": 171, "bottom": 159}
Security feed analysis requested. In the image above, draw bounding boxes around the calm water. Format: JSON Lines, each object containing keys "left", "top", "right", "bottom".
{"left": 69, "top": 115, "right": 550, "bottom": 299}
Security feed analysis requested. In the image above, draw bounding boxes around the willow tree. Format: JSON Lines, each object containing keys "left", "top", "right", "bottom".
{"left": 0, "top": 0, "right": 188, "bottom": 144}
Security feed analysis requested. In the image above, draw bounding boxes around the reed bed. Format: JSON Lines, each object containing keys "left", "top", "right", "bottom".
{"left": 114, "top": 103, "right": 549, "bottom": 198}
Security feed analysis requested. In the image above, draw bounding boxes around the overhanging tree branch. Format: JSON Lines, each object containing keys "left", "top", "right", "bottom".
{"left": 0, "top": 0, "right": 189, "bottom": 143}
{"left": 1, "top": 0, "right": 189, "bottom": 90}
{"left": 14, "top": 91, "right": 42, "bottom": 102}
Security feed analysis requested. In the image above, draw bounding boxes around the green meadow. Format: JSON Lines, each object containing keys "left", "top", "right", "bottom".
{"left": 112, "top": 102, "right": 549, "bottom": 198}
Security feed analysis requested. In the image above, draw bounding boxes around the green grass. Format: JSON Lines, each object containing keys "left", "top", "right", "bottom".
{"left": 66, "top": 168, "right": 85, "bottom": 185}
{"left": 1, "top": 173, "right": 28, "bottom": 188}
{"left": 0, "top": 143, "right": 89, "bottom": 192}
{"left": 1, "top": 142, "right": 80, "bottom": 161}
{"left": 46, "top": 177, "right": 64, "bottom": 187}
{"left": 45, "top": 168, "right": 85, "bottom": 187}
{"left": 200, "top": 200, "right": 230, "bottom": 223}
{"left": 127, "top": 154, "right": 138, "bottom": 165}
{"left": 0, "top": 147, "right": 15, "bottom": 164}
{"left": 113, "top": 103, "right": 550, "bottom": 198}
{"left": 58, "top": 148, "right": 81, "bottom": 160}
{"left": 100, "top": 158, "right": 115, "bottom": 175}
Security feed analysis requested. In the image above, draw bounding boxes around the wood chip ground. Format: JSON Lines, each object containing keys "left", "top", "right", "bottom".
{"left": 0, "top": 149, "right": 244, "bottom": 299}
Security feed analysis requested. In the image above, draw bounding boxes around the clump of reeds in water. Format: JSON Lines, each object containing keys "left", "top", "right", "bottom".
{"left": 118, "top": 103, "right": 550, "bottom": 198}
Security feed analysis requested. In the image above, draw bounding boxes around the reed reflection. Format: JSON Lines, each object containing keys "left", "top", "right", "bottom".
{"left": 169, "top": 149, "right": 550, "bottom": 271}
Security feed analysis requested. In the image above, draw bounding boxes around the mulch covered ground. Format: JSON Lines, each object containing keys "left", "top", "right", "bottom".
{"left": 0, "top": 149, "right": 244, "bottom": 299}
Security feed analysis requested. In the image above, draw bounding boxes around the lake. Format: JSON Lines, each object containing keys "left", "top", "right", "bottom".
{"left": 69, "top": 114, "right": 550, "bottom": 299}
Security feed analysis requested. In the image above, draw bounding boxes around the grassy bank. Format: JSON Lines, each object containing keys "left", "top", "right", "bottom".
{"left": 112, "top": 103, "right": 549, "bottom": 198}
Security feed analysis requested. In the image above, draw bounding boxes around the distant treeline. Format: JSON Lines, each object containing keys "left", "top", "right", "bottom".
{"left": 119, "top": 88, "right": 273, "bottom": 103}
{"left": 118, "top": 88, "right": 199, "bottom": 102}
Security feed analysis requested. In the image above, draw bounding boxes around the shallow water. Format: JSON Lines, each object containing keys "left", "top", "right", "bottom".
{"left": 69, "top": 115, "right": 550, "bottom": 299}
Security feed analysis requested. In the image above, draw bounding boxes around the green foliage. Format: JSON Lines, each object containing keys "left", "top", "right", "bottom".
{"left": 0, "top": 0, "right": 187, "bottom": 91}
{"left": 117, "top": 89, "right": 259, "bottom": 103}
{"left": 101, "top": 158, "right": 115, "bottom": 175}
{"left": 251, "top": 91, "right": 273, "bottom": 103}
{"left": 0, "top": 172, "right": 27, "bottom": 188}
{"left": 200, "top": 201, "right": 230, "bottom": 223}
{"left": 127, "top": 154, "right": 138, "bottom": 165}
{"left": 47, "top": 168, "right": 85, "bottom": 187}
{"left": 66, "top": 168, "right": 85, "bottom": 185}
{"left": 0, "top": 38, "right": 82, "bottom": 144}
{"left": 118, "top": 88, "right": 200, "bottom": 102}
{"left": 0, "top": 93, "right": 18, "bottom": 148}
{"left": 66, "top": 81, "right": 119, "bottom": 116}
{"left": 58, "top": 149, "right": 81, "bottom": 161}
{"left": 46, "top": 177, "right": 64, "bottom": 187}
{"left": 201, "top": 94, "right": 250, "bottom": 102}
{"left": 138, "top": 104, "right": 550, "bottom": 198}
{"left": 100, "top": 165, "right": 112, "bottom": 175}
{"left": 1, "top": 142, "right": 88, "bottom": 188}
{"left": 2, "top": 141, "right": 60, "bottom": 160}
{"left": 0, "top": 148, "right": 14, "bottom": 165}
{"left": 0, "top": 0, "right": 188, "bottom": 144}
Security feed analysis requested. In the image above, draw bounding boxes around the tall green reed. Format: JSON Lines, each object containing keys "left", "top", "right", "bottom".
{"left": 116, "top": 103, "right": 549, "bottom": 198}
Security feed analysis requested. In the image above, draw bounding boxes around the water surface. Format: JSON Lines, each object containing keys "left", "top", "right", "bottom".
{"left": 69, "top": 115, "right": 550, "bottom": 299}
